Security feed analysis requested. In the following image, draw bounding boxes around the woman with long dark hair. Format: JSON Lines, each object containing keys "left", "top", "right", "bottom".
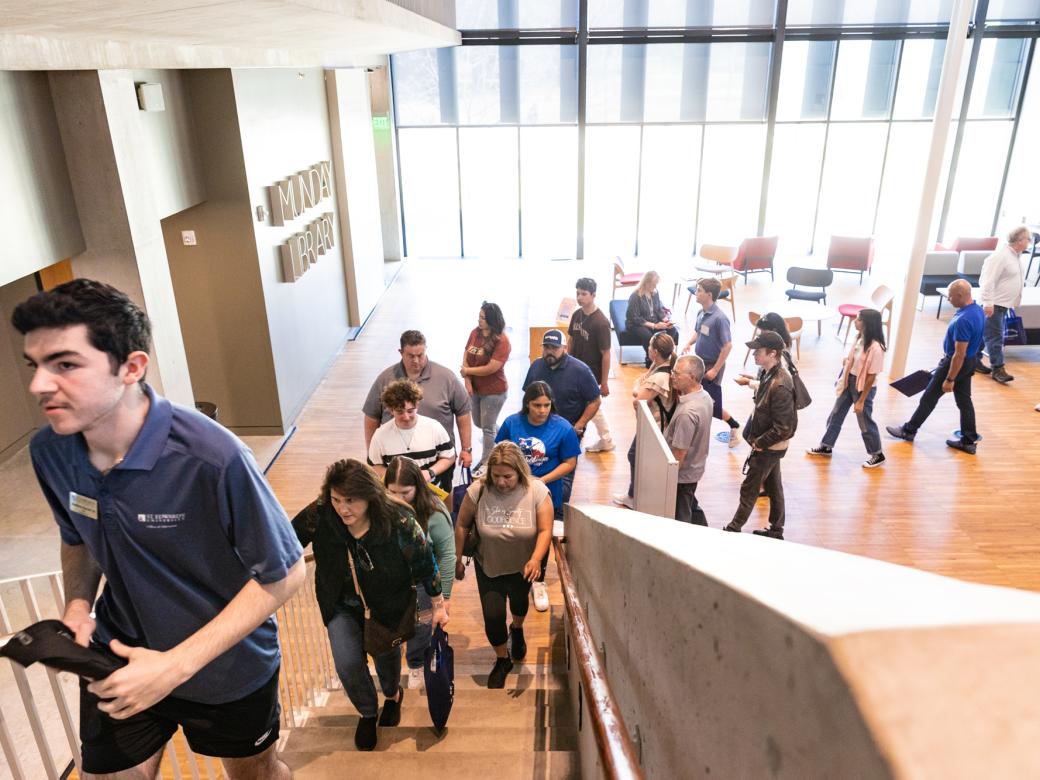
{"left": 291, "top": 459, "right": 446, "bottom": 751}
{"left": 460, "top": 301, "right": 511, "bottom": 473}
{"left": 612, "top": 331, "right": 676, "bottom": 509}
{"left": 807, "top": 308, "right": 887, "bottom": 468}
{"left": 383, "top": 456, "right": 456, "bottom": 692}
{"left": 495, "top": 381, "right": 580, "bottom": 520}
{"left": 453, "top": 441, "right": 554, "bottom": 689}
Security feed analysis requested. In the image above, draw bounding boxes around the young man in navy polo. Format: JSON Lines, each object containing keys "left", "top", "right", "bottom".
{"left": 13, "top": 279, "right": 304, "bottom": 779}
{"left": 682, "top": 277, "right": 741, "bottom": 448}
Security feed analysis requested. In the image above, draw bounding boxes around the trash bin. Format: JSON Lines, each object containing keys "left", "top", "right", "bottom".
{"left": 194, "top": 401, "right": 218, "bottom": 421}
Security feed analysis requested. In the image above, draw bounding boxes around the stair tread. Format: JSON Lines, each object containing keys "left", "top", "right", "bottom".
{"left": 306, "top": 701, "right": 575, "bottom": 728}
{"left": 284, "top": 749, "right": 580, "bottom": 779}
{"left": 283, "top": 724, "right": 579, "bottom": 753}
{"left": 315, "top": 685, "right": 571, "bottom": 710}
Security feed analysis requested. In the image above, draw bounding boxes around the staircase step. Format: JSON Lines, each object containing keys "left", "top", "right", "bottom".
{"left": 283, "top": 724, "right": 579, "bottom": 754}
{"left": 318, "top": 685, "right": 571, "bottom": 712}
{"left": 306, "top": 700, "right": 575, "bottom": 729}
{"left": 284, "top": 749, "right": 580, "bottom": 779}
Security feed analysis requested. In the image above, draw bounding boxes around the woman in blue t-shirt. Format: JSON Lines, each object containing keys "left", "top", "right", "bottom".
{"left": 495, "top": 382, "right": 581, "bottom": 519}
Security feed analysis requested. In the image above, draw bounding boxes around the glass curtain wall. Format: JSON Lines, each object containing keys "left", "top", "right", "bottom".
{"left": 391, "top": 1, "right": 1039, "bottom": 261}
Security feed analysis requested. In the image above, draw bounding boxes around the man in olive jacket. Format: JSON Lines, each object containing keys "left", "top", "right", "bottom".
{"left": 724, "top": 331, "right": 797, "bottom": 540}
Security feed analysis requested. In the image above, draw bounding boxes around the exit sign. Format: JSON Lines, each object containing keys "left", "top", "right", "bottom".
{"left": 372, "top": 116, "right": 390, "bottom": 131}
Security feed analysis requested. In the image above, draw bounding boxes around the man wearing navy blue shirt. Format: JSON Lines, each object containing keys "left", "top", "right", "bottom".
{"left": 523, "top": 330, "right": 601, "bottom": 436}
{"left": 522, "top": 329, "right": 600, "bottom": 502}
{"left": 887, "top": 279, "right": 986, "bottom": 454}
{"left": 13, "top": 279, "right": 304, "bottom": 779}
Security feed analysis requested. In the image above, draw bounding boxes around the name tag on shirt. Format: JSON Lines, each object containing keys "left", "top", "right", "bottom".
{"left": 700, "top": 324, "right": 711, "bottom": 336}
{"left": 69, "top": 492, "right": 99, "bottom": 520}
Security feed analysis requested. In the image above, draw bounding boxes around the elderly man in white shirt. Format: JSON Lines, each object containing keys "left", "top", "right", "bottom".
{"left": 977, "top": 225, "right": 1031, "bottom": 384}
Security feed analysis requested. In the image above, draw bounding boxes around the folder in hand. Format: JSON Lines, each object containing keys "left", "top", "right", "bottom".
{"left": 890, "top": 369, "right": 933, "bottom": 397}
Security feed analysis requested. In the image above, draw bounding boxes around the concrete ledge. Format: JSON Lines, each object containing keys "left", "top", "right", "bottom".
{"left": 562, "top": 504, "right": 1040, "bottom": 778}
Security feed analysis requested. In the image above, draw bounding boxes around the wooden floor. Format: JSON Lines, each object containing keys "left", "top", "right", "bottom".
{"left": 265, "top": 256, "right": 1040, "bottom": 598}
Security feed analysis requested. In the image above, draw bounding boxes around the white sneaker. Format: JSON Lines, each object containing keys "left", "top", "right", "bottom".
{"left": 728, "top": 429, "right": 741, "bottom": 449}
{"left": 611, "top": 493, "right": 634, "bottom": 509}
{"left": 408, "top": 667, "right": 424, "bottom": 691}
{"left": 585, "top": 438, "right": 616, "bottom": 452}
{"left": 531, "top": 581, "right": 550, "bottom": 612}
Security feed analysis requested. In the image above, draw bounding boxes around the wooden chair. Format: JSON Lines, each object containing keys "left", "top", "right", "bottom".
{"left": 744, "top": 310, "right": 801, "bottom": 364}
{"left": 743, "top": 311, "right": 761, "bottom": 366}
{"left": 613, "top": 257, "right": 642, "bottom": 299}
{"left": 684, "top": 272, "right": 737, "bottom": 319}
{"left": 784, "top": 317, "right": 803, "bottom": 361}
{"left": 529, "top": 326, "right": 556, "bottom": 364}
{"left": 837, "top": 285, "right": 894, "bottom": 345}
{"left": 700, "top": 244, "right": 739, "bottom": 266}
{"left": 718, "top": 273, "right": 737, "bottom": 320}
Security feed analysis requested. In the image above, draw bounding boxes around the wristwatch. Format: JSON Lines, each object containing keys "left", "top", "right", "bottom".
{"left": 462, "top": 447, "right": 473, "bottom": 453}
{"left": 427, "top": 467, "right": 437, "bottom": 481}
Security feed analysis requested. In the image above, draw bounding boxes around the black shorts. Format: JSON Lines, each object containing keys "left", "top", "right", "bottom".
{"left": 79, "top": 667, "right": 281, "bottom": 774}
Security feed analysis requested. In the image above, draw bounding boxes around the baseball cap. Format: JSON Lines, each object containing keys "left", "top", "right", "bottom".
{"left": 745, "top": 331, "right": 786, "bottom": 351}
{"left": 542, "top": 329, "right": 565, "bottom": 347}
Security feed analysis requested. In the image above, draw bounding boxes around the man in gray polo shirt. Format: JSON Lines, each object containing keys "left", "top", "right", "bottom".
{"left": 664, "top": 355, "right": 714, "bottom": 526}
{"left": 362, "top": 330, "right": 473, "bottom": 472}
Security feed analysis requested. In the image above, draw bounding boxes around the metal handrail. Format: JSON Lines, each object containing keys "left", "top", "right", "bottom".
{"left": 552, "top": 536, "right": 644, "bottom": 779}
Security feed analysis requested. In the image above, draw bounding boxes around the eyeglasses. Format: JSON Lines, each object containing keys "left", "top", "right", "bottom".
{"left": 354, "top": 541, "right": 374, "bottom": 572}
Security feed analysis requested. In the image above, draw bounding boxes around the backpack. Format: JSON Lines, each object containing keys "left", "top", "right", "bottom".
{"left": 650, "top": 365, "right": 679, "bottom": 430}
{"left": 782, "top": 351, "right": 812, "bottom": 411}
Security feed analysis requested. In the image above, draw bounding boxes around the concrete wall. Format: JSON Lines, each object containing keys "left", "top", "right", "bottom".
{"left": 0, "top": 71, "right": 84, "bottom": 288}
{"left": 232, "top": 67, "right": 353, "bottom": 426}
{"left": 47, "top": 70, "right": 194, "bottom": 404}
{"left": 0, "top": 275, "right": 46, "bottom": 460}
{"left": 128, "top": 69, "right": 206, "bottom": 219}
{"left": 327, "top": 67, "right": 389, "bottom": 326}
{"left": 563, "top": 505, "right": 1040, "bottom": 779}
{"left": 163, "top": 69, "right": 283, "bottom": 433}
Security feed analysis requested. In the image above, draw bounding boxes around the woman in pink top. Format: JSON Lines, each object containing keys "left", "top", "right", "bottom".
{"left": 807, "top": 309, "right": 887, "bottom": 468}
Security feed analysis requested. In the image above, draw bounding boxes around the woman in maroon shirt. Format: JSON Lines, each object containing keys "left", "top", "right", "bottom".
{"left": 460, "top": 302, "right": 511, "bottom": 475}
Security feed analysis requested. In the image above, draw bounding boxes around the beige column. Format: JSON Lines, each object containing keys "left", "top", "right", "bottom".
{"left": 889, "top": 0, "right": 974, "bottom": 378}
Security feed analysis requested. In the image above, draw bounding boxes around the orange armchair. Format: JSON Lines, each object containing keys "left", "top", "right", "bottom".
{"left": 732, "top": 236, "right": 779, "bottom": 283}
{"left": 826, "top": 236, "right": 875, "bottom": 284}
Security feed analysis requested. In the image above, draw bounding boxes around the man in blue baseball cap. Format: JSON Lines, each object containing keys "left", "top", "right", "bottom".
{"left": 521, "top": 328, "right": 600, "bottom": 610}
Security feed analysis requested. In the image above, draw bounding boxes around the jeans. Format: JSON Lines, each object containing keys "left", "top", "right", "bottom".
{"left": 675, "top": 482, "right": 707, "bottom": 526}
{"left": 905, "top": 355, "right": 977, "bottom": 442}
{"left": 983, "top": 305, "right": 1007, "bottom": 368}
{"left": 470, "top": 392, "right": 507, "bottom": 467}
{"left": 730, "top": 450, "right": 786, "bottom": 531}
{"left": 405, "top": 589, "right": 432, "bottom": 670}
{"left": 821, "top": 374, "right": 881, "bottom": 455}
{"left": 475, "top": 560, "right": 531, "bottom": 647}
{"left": 326, "top": 603, "right": 401, "bottom": 718}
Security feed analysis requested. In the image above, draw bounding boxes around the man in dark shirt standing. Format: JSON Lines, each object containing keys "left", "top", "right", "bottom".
{"left": 567, "top": 278, "right": 615, "bottom": 452}
{"left": 887, "top": 279, "right": 986, "bottom": 454}
{"left": 523, "top": 330, "right": 600, "bottom": 507}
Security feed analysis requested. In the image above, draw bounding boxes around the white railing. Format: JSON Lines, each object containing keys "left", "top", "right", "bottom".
{"left": 0, "top": 557, "right": 332, "bottom": 780}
